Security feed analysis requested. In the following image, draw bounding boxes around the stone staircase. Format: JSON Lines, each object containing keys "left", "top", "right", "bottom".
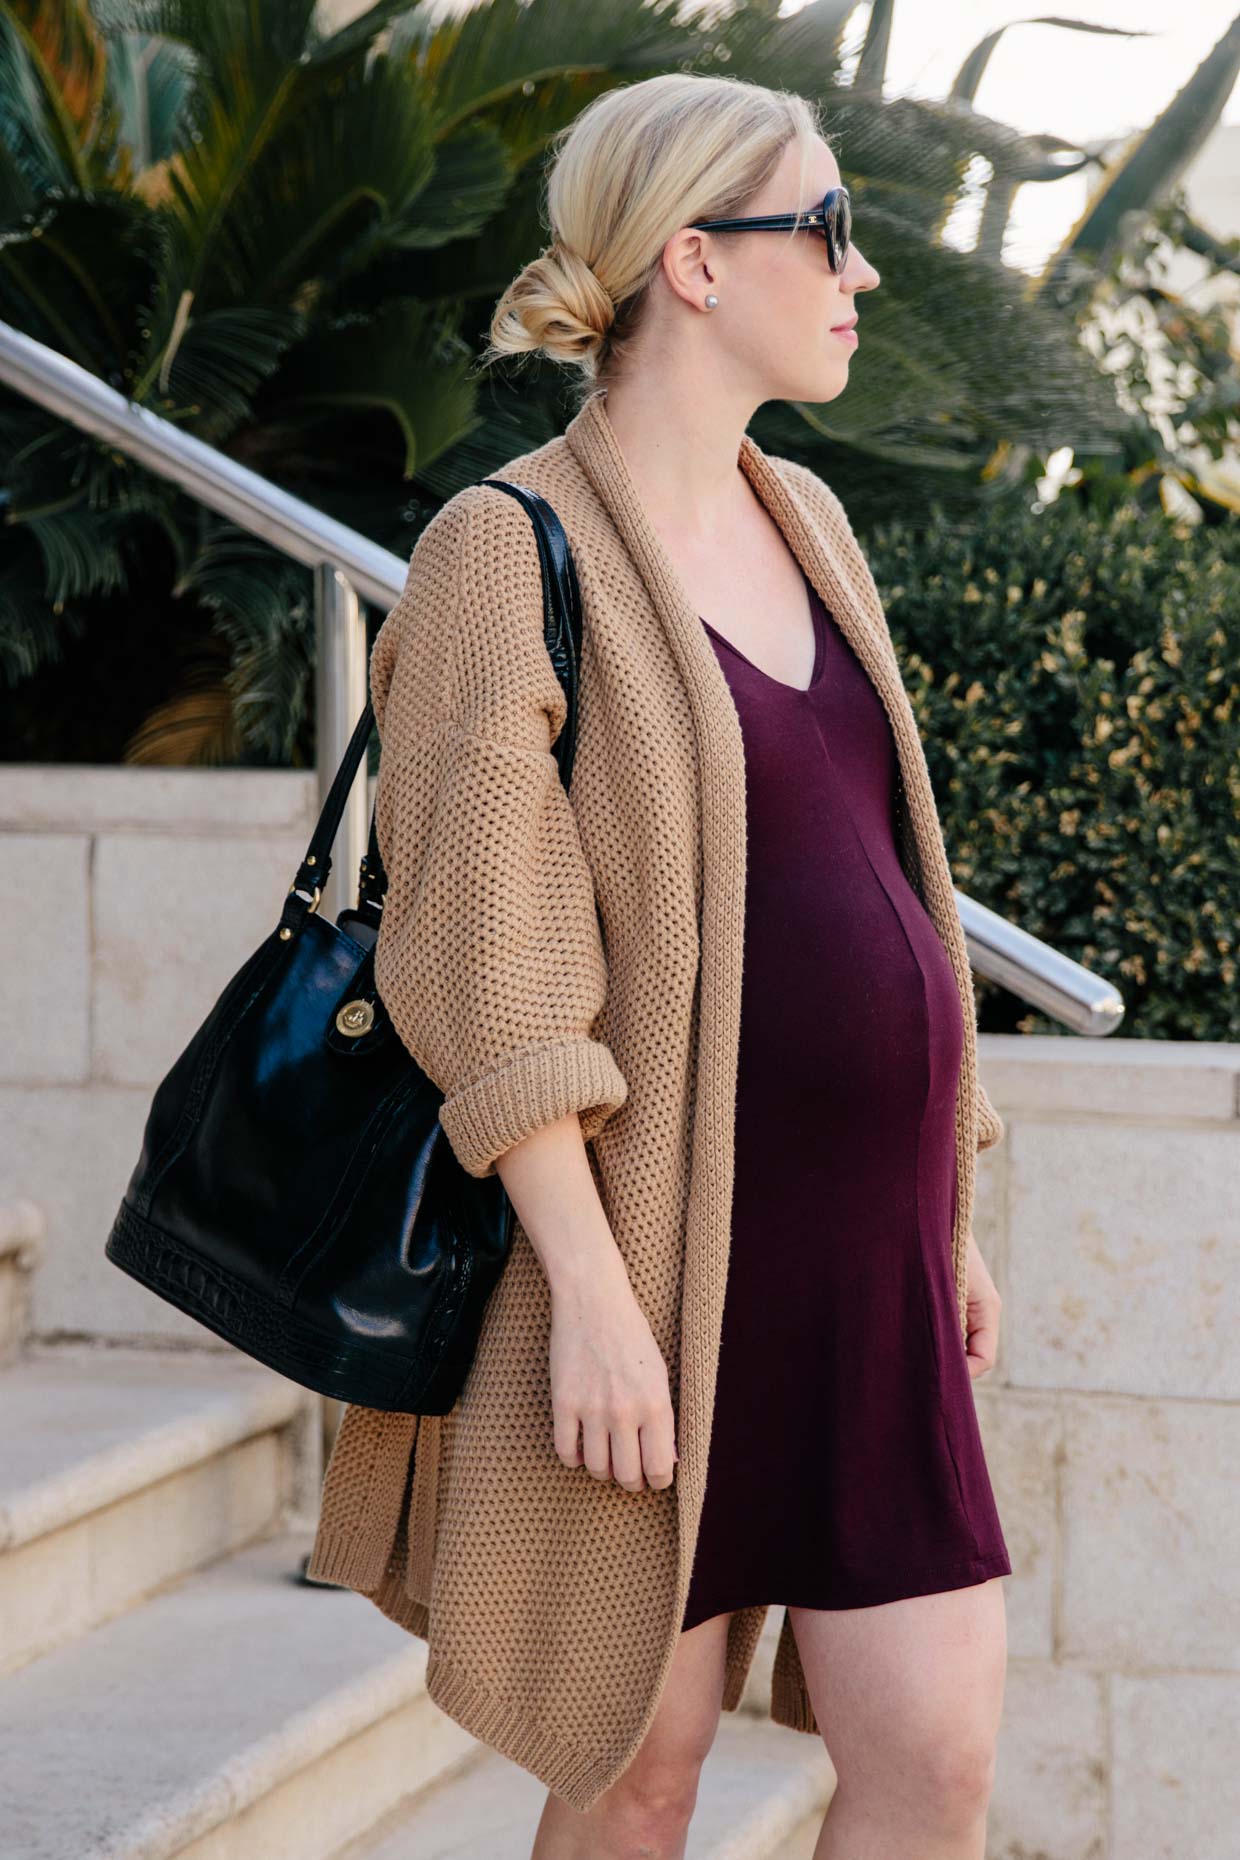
{"left": 0, "top": 1227, "right": 834, "bottom": 1860}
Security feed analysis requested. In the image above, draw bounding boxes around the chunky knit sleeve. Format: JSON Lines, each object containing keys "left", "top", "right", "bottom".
{"left": 367, "top": 482, "right": 628, "bottom": 1179}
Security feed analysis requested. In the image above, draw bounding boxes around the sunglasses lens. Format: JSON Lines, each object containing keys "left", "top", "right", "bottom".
{"left": 826, "top": 191, "right": 850, "bottom": 270}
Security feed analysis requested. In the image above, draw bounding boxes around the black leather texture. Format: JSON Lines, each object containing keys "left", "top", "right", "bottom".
{"left": 105, "top": 480, "right": 584, "bottom": 1414}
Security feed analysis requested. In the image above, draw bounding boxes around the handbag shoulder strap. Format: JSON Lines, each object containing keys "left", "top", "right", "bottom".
{"left": 277, "top": 480, "right": 584, "bottom": 941}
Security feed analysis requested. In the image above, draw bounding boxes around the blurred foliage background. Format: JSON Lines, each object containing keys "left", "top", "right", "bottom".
{"left": 1, "top": 0, "right": 1237, "bottom": 1036}
{"left": 869, "top": 491, "right": 1239, "bottom": 1037}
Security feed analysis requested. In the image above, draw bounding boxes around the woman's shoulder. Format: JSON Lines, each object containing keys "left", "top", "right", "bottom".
{"left": 372, "top": 468, "right": 570, "bottom": 752}
{"left": 408, "top": 430, "right": 579, "bottom": 600}
{"left": 408, "top": 476, "right": 543, "bottom": 577}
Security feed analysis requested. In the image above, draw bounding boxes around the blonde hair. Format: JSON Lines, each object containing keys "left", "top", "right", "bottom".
{"left": 480, "top": 73, "right": 831, "bottom": 405}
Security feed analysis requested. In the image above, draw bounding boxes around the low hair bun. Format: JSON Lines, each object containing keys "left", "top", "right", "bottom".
{"left": 489, "top": 239, "right": 616, "bottom": 369}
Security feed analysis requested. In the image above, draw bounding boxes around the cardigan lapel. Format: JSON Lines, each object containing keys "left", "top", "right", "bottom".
{"left": 563, "top": 389, "right": 751, "bottom": 1623}
{"left": 562, "top": 390, "right": 926, "bottom": 884}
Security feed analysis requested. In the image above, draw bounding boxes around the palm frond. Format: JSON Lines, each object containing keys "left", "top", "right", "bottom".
{"left": 0, "top": 12, "right": 65, "bottom": 211}
{"left": 702, "top": 0, "right": 854, "bottom": 93}
{"left": 98, "top": 24, "right": 196, "bottom": 170}
{"left": 407, "top": 0, "right": 700, "bottom": 140}
{"left": 0, "top": 546, "right": 87, "bottom": 683}
{"left": 0, "top": 0, "right": 106, "bottom": 187}
{"left": 175, "top": 521, "right": 314, "bottom": 761}
{"left": 141, "top": 50, "right": 436, "bottom": 391}
{"left": 161, "top": 302, "right": 309, "bottom": 441}
{"left": 1042, "top": 12, "right": 1240, "bottom": 304}
{"left": 273, "top": 300, "right": 478, "bottom": 477}
{"left": 384, "top": 120, "right": 512, "bottom": 251}
{"left": 0, "top": 190, "right": 166, "bottom": 375}
{"left": 22, "top": 502, "right": 129, "bottom": 603}
{"left": 950, "top": 15, "right": 1153, "bottom": 108}
{"left": 121, "top": 672, "right": 242, "bottom": 765}
{"left": 305, "top": 0, "right": 427, "bottom": 70}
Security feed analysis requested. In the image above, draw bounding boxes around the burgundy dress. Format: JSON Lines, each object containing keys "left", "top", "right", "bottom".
{"left": 680, "top": 573, "right": 1011, "bottom": 1631}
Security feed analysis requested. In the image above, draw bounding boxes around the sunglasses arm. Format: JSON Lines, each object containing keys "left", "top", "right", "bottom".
{"left": 690, "top": 213, "right": 809, "bottom": 233}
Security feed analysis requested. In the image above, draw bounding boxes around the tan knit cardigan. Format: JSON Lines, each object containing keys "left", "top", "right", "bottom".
{"left": 306, "top": 388, "right": 1005, "bottom": 1810}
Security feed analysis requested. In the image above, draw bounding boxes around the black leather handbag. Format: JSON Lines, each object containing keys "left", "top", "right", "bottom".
{"left": 105, "top": 480, "right": 586, "bottom": 1415}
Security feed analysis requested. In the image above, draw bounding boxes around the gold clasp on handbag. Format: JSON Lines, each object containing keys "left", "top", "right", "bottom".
{"left": 335, "top": 998, "right": 376, "bottom": 1037}
{"left": 288, "top": 883, "right": 321, "bottom": 914}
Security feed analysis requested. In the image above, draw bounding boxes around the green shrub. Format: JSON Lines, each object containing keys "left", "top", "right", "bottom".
{"left": 860, "top": 497, "right": 1239, "bottom": 1041}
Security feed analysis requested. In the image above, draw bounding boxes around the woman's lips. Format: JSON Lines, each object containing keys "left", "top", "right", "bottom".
{"left": 831, "top": 326, "right": 859, "bottom": 347}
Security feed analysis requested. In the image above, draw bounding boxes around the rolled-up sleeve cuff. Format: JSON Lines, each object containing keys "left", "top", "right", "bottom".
{"left": 976, "top": 1081, "right": 1006, "bottom": 1152}
{"left": 438, "top": 1038, "right": 629, "bottom": 1178}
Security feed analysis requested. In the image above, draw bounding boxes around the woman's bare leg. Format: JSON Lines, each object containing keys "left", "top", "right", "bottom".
{"left": 793, "top": 1577, "right": 1008, "bottom": 1860}
{"left": 530, "top": 1612, "right": 731, "bottom": 1860}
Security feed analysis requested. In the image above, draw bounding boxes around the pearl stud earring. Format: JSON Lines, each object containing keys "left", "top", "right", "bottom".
{"left": 704, "top": 294, "right": 718, "bottom": 309}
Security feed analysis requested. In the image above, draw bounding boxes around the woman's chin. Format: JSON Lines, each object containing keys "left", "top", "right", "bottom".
{"left": 795, "top": 368, "right": 850, "bottom": 406}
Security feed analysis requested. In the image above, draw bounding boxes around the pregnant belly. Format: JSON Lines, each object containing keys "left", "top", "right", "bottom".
{"left": 736, "top": 835, "right": 963, "bottom": 1144}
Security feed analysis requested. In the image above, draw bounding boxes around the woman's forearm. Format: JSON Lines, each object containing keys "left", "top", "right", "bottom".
{"left": 494, "top": 1112, "right": 631, "bottom": 1301}
{"left": 494, "top": 1112, "right": 677, "bottom": 1491}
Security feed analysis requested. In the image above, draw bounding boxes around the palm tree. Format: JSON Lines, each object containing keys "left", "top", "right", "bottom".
{"left": 4, "top": 0, "right": 1199, "bottom": 764}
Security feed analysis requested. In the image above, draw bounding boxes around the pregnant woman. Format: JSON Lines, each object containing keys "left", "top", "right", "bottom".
{"left": 310, "top": 68, "right": 1012, "bottom": 1860}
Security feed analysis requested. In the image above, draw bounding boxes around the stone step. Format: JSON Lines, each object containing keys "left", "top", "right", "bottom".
{"left": 0, "top": 1340, "right": 309, "bottom": 1673}
{"left": 0, "top": 1527, "right": 474, "bottom": 1860}
{"left": 331, "top": 1706, "right": 835, "bottom": 1860}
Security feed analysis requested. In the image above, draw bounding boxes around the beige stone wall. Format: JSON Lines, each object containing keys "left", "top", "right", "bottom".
{"left": 971, "top": 1034, "right": 1239, "bottom": 1859}
{"left": 0, "top": 765, "right": 342, "bottom": 1342}
{"left": 1, "top": 768, "right": 1236, "bottom": 1855}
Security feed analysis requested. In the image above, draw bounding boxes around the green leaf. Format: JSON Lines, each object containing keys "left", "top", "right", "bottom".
{"left": 272, "top": 298, "right": 478, "bottom": 476}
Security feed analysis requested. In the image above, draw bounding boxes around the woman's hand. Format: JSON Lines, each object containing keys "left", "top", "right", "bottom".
{"left": 549, "top": 1267, "right": 678, "bottom": 1493}
{"left": 963, "top": 1229, "right": 1001, "bottom": 1379}
{"left": 494, "top": 1110, "right": 678, "bottom": 1494}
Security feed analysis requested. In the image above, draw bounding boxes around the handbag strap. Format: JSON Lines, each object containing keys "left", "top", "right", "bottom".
{"left": 277, "top": 479, "right": 585, "bottom": 941}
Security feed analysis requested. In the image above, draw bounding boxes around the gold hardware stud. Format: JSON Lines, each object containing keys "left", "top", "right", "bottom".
{"left": 279, "top": 926, "right": 292, "bottom": 940}
{"left": 335, "top": 998, "right": 376, "bottom": 1037}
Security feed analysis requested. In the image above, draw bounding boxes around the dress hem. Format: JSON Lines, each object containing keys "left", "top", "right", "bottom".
{"left": 682, "top": 1544, "right": 1011, "bottom": 1632}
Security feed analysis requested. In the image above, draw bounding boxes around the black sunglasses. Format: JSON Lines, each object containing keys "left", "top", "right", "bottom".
{"left": 691, "top": 185, "right": 852, "bottom": 275}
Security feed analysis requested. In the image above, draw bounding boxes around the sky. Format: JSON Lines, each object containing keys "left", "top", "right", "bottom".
{"left": 823, "top": 1, "right": 1240, "bottom": 271}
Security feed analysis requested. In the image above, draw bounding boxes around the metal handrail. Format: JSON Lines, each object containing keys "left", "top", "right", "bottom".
{"left": 0, "top": 317, "right": 1124, "bottom": 1035}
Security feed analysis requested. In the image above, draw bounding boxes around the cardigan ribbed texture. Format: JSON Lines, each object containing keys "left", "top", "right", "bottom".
{"left": 306, "top": 388, "right": 1005, "bottom": 1810}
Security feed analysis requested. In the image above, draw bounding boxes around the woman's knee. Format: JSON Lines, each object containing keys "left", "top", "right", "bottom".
{"left": 585, "top": 1744, "right": 703, "bottom": 1856}
{"left": 922, "top": 1733, "right": 996, "bottom": 1822}
{"left": 608, "top": 1690, "right": 719, "bottom": 1834}
{"left": 615, "top": 1756, "right": 702, "bottom": 1826}
{"left": 535, "top": 1731, "right": 711, "bottom": 1860}
{"left": 625, "top": 1709, "right": 716, "bottom": 1809}
{"left": 890, "top": 1726, "right": 998, "bottom": 1834}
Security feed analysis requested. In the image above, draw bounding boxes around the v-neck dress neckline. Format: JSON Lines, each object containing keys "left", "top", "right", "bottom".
{"left": 699, "top": 574, "right": 827, "bottom": 695}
